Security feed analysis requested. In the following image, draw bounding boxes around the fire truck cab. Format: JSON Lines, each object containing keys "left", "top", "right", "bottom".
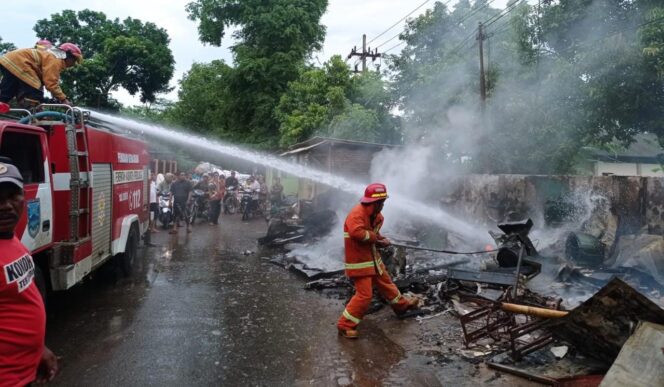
{"left": 0, "top": 106, "right": 149, "bottom": 292}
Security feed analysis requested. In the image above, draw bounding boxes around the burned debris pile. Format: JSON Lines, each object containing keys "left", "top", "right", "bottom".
{"left": 261, "top": 211, "right": 664, "bottom": 385}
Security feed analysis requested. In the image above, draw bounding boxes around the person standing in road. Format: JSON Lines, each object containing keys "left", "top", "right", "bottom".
{"left": 270, "top": 176, "right": 284, "bottom": 207}
{"left": 208, "top": 173, "right": 224, "bottom": 226}
{"left": 149, "top": 171, "right": 159, "bottom": 233}
{"left": 337, "top": 183, "right": 419, "bottom": 339}
{"left": 170, "top": 172, "right": 193, "bottom": 234}
{"left": 0, "top": 158, "right": 59, "bottom": 385}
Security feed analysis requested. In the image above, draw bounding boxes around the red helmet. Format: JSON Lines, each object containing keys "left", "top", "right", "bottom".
{"left": 360, "top": 183, "right": 388, "bottom": 204}
{"left": 35, "top": 39, "right": 53, "bottom": 49}
{"left": 59, "top": 42, "right": 83, "bottom": 64}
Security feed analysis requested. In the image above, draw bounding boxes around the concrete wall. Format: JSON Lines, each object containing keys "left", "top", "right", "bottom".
{"left": 444, "top": 175, "right": 664, "bottom": 237}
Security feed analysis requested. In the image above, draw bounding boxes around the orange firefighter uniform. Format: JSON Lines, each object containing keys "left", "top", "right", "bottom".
{"left": 337, "top": 184, "right": 417, "bottom": 336}
{"left": 0, "top": 48, "right": 68, "bottom": 102}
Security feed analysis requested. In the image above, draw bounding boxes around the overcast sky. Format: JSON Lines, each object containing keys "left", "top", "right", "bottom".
{"left": 2, "top": 0, "right": 515, "bottom": 105}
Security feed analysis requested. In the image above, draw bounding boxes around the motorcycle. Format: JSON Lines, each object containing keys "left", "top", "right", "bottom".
{"left": 223, "top": 186, "right": 240, "bottom": 214}
{"left": 158, "top": 192, "right": 174, "bottom": 229}
{"left": 241, "top": 188, "right": 266, "bottom": 221}
{"left": 188, "top": 189, "right": 209, "bottom": 224}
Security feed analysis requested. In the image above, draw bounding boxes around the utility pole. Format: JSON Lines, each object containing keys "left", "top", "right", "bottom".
{"left": 477, "top": 22, "right": 487, "bottom": 111}
{"left": 347, "top": 34, "right": 381, "bottom": 74}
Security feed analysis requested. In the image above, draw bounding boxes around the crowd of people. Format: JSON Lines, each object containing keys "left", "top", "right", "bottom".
{"left": 148, "top": 169, "right": 286, "bottom": 235}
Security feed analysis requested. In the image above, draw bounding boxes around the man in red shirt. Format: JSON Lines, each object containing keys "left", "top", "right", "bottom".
{"left": 0, "top": 158, "right": 58, "bottom": 385}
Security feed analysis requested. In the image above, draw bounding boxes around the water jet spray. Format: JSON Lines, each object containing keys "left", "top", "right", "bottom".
{"left": 86, "top": 110, "right": 486, "bottom": 243}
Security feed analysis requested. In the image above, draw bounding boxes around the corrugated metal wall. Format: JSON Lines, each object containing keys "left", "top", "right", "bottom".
{"left": 91, "top": 163, "right": 112, "bottom": 266}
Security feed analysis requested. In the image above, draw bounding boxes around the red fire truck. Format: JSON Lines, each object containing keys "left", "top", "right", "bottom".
{"left": 0, "top": 105, "right": 150, "bottom": 293}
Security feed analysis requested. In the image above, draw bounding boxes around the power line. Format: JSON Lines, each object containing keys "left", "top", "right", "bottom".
{"left": 367, "top": 0, "right": 431, "bottom": 46}
{"left": 382, "top": 41, "right": 407, "bottom": 54}
{"left": 374, "top": 0, "right": 457, "bottom": 50}
{"left": 553, "top": 14, "right": 664, "bottom": 57}
{"left": 456, "top": 0, "right": 499, "bottom": 26}
{"left": 375, "top": 30, "right": 403, "bottom": 50}
{"left": 484, "top": 0, "right": 522, "bottom": 28}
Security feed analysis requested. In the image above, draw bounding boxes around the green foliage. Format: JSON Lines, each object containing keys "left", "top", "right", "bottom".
{"left": 276, "top": 56, "right": 400, "bottom": 146}
{"left": 34, "top": 10, "right": 174, "bottom": 109}
{"left": 165, "top": 60, "right": 234, "bottom": 137}
{"left": 186, "top": 0, "right": 328, "bottom": 147}
{"left": 387, "top": 0, "right": 664, "bottom": 174}
{"left": 0, "top": 36, "right": 16, "bottom": 54}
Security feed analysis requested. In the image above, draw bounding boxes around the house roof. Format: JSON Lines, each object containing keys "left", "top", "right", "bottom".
{"left": 586, "top": 133, "right": 664, "bottom": 164}
{"left": 281, "top": 136, "right": 399, "bottom": 156}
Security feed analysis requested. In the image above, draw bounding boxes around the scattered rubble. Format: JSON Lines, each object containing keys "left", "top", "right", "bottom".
{"left": 546, "top": 277, "right": 664, "bottom": 365}
{"left": 259, "top": 195, "right": 664, "bottom": 385}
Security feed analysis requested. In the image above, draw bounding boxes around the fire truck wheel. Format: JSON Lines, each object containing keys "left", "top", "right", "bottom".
{"left": 120, "top": 228, "right": 139, "bottom": 276}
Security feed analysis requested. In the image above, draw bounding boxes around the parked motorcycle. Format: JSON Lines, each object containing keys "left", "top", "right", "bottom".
{"left": 224, "top": 186, "right": 240, "bottom": 214}
{"left": 240, "top": 188, "right": 264, "bottom": 221}
{"left": 188, "top": 189, "right": 209, "bottom": 224}
{"left": 158, "top": 192, "right": 174, "bottom": 229}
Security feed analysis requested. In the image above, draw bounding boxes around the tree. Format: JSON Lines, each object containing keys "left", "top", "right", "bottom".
{"left": 165, "top": 60, "right": 235, "bottom": 137}
{"left": 387, "top": 0, "right": 664, "bottom": 174}
{"left": 186, "top": 0, "right": 328, "bottom": 147}
{"left": 33, "top": 10, "right": 175, "bottom": 109}
{"left": 0, "top": 36, "right": 16, "bottom": 54}
{"left": 276, "top": 56, "right": 400, "bottom": 146}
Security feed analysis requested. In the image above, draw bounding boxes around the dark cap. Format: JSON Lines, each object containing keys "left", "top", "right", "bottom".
{"left": 0, "top": 157, "right": 23, "bottom": 189}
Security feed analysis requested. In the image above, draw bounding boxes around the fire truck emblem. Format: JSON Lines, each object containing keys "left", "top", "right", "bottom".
{"left": 98, "top": 192, "right": 106, "bottom": 226}
{"left": 27, "top": 199, "right": 41, "bottom": 238}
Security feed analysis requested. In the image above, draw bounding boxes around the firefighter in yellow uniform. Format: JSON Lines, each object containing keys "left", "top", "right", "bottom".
{"left": 0, "top": 43, "right": 82, "bottom": 111}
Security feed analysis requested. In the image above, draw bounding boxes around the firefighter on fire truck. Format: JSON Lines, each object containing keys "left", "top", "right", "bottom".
{"left": 0, "top": 42, "right": 83, "bottom": 112}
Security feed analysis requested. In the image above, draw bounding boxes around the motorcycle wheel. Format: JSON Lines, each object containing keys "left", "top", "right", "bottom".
{"left": 225, "top": 197, "right": 238, "bottom": 214}
{"left": 188, "top": 204, "right": 197, "bottom": 225}
{"left": 160, "top": 214, "right": 171, "bottom": 229}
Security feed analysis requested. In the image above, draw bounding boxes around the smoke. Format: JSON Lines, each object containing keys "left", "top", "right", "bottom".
{"left": 286, "top": 214, "right": 345, "bottom": 272}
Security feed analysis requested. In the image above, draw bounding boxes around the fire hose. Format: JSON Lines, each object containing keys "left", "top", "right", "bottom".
{"left": 499, "top": 302, "right": 568, "bottom": 318}
{"left": 390, "top": 242, "right": 498, "bottom": 255}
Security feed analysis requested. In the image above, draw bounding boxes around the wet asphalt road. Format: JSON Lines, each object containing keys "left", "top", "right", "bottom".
{"left": 45, "top": 215, "right": 433, "bottom": 386}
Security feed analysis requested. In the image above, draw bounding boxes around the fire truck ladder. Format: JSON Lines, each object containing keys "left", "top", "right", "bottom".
{"left": 63, "top": 107, "right": 91, "bottom": 242}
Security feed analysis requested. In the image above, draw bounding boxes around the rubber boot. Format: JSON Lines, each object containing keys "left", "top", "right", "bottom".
{"left": 338, "top": 328, "right": 359, "bottom": 339}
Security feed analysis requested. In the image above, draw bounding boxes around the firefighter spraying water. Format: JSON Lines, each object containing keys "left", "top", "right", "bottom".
{"left": 337, "top": 183, "right": 420, "bottom": 339}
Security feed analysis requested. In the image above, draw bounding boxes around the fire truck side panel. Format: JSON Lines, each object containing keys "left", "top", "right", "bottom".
{"left": 0, "top": 124, "right": 54, "bottom": 252}
{"left": 90, "top": 163, "right": 113, "bottom": 265}
{"left": 85, "top": 128, "right": 149, "bottom": 254}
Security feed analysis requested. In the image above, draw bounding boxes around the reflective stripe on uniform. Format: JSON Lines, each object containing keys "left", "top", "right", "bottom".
{"left": 345, "top": 261, "right": 375, "bottom": 270}
{"left": 390, "top": 293, "right": 402, "bottom": 304}
{"left": 363, "top": 231, "right": 370, "bottom": 241}
{"left": 343, "top": 309, "right": 361, "bottom": 324}
{"left": 343, "top": 232, "right": 350, "bottom": 238}
{"left": 345, "top": 257, "right": 383, "bottom": 271}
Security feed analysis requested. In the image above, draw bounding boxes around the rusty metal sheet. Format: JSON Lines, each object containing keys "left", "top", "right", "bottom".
{"left": 547, "top": 277, "right": 664, "bottom": 365}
